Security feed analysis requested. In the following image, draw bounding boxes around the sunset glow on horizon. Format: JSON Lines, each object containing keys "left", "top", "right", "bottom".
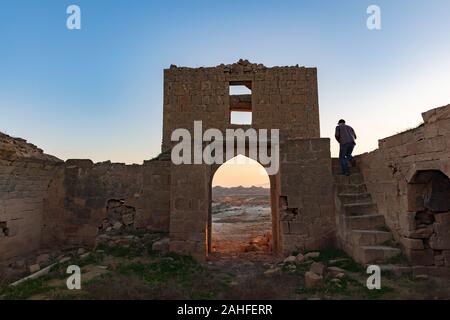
{"left": 212, "top": 155, "right": 270, "bottom": 188}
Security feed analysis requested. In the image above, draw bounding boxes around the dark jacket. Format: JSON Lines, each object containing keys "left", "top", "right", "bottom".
{"left": 335, "top": 124, "right": 357, "bottom": 145}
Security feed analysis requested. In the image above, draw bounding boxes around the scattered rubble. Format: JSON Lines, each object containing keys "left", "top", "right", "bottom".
{"left": 99, "top": 199, "right": 136, "bottom": 234}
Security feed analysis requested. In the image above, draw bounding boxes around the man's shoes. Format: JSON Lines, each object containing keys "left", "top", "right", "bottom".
{"left": 341, "top": 172, "right": 350, "bottom": 176}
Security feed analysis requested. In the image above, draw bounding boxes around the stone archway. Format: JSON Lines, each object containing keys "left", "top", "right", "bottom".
{"left": 207, "top": 155, "right": 281, "bottom": 257}
{"left": 168, "top": 136, "right": 334, "bottom": 260}
{"left": 164, "top": 61, "right": 335, "bottom": 260}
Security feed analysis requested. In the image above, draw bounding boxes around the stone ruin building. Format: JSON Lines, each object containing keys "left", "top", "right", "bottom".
{"left": 1, "top": 60, "right": 450, "bottom": 278}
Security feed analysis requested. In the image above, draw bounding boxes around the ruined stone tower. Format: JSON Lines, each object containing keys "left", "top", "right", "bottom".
{"left": 162, "top": 60, "right": 335, "bottom": 259}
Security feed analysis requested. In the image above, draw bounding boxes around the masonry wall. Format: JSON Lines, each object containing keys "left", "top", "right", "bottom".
{"left": 0, "top": 133, "right": 61, "bottom": 264}
{"left": 357, "top": 104, "right": 450, "bottom": 270}
{"left": 279, "top": 138, "right": 335, "bottom": 254}
{"left": 164, "top": 61, "right": 332, "bottom": 259}
{"left": 162, "top": 60, "right": 320, "bottom": 151}
{"left": 168, "top": 138, "right": 336, "bottom": 260}
{"left": 43, "top": 159, "right": 171, "bottom": 249}
{"left": 169, "top": 164, "right": 211, "bottom": 259}
{"left": 0, "top": 131, "right": 172, "bottom": 266}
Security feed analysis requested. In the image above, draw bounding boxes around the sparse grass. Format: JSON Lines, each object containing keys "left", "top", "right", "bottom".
{"left": 395, "top": 122, "right": 424, "bottom": 135}
{"left": 364, "top": 285, "right": 395, "bottom": 299}
{"left": 303, "top": 247, "right": 365, "bottom": 273}
{"left": 291, "top": 248, "right": 399, "bottom": 299}
{"left": 116, "top": 254, "right": 198, "bottom": 286}
{"left": 0, "top": 248, "right": 230, "bottom": 300}
{"left": 296, "top": 277, "right": 351, "bottom": 297}
{"left": 334, "top": 259, "right": 364, "bottom": 273}
{"left": 0, "top": 276, "right": 55, "bottom": 300}
{"left": 114, "top": 253, "right": 230, "bottom": 299}
{"left": 95, "top": 242, "right": 144, "bottom": 258}
{"left": 5, "top": 234, "right": 450, "bottom": 300}
{"left": 147, "top": 150, "right": 171, "bottom": 162}
{"left": 219, "top": 273, "right": 299, "bottom": 300}
{"left": 306, "top": 247, "right": 347, "bottom": 263}
{"left": 296, "top": 274, "right": 394, "bottom": 300}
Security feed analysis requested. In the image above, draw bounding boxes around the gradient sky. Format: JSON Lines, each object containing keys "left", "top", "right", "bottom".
{"left": 1, "top": 1, "right": 450, "bottom": 186}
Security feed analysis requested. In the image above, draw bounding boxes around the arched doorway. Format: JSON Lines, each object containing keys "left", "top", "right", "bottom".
{"left": 208, "top": 155, "right": 279, "bottom": 257}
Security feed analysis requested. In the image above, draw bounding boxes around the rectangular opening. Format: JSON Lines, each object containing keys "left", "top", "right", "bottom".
{"left": 230, "top": 111, "right": 252, "bottom": 125}
{"left": 229, "top": 81, "right": 252, "bottom": 125}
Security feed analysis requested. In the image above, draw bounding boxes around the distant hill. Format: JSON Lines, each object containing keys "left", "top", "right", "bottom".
{"left": 212, "top": 185, "right": 270, "bottom": 197}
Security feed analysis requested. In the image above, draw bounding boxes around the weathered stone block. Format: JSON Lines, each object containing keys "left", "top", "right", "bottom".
{"left": 401, "top": 237, "right": 424, "bottom": 250}
{"left": 305, "top": 271, "right": 323, "bottom": 288}
{"left": 407, "top": 249, "right": 434, "bottom": 266}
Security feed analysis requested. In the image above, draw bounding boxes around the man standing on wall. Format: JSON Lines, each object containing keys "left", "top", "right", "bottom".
{"left": 335, "top": 119, "right": 357, "bottom": 176}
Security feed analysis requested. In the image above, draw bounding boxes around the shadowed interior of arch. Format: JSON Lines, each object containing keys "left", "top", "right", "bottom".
{"left": 210, "top": 155, "right": 272, "bottom": 256}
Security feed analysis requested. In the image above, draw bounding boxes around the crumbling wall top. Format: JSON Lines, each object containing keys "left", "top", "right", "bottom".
{"left": 166, "top": 59, "right": 310, "bottom": 74}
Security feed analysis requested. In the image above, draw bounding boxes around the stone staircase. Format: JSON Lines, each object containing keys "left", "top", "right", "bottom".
{"left": 333, "top": 159, "right": 401, "bottom": 265}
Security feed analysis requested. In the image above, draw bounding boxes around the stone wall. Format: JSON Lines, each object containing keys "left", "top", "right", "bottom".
{"left": 0, "top": 133, "right": 62, "bottom": 264}
{"left": 43, "top": 159, "right": 171, "bottom": 249}
{"left": 169, "top": 163, "right": 211, "bottom": 259}
{"left": 0, "top": 132, "right": 172, "bottom": 266}
{"left": 162, "top": 60, "right": 320, "bottom": 151}
{"left": 357, "top": 104, "right": 450, "bottom": 269}
{"left": 279, "top": 138, "right": 335, "bottom": 254}
{"left": 167, "top": 137, "right": 335, "bottom": 259}
{"left": 164, "top": 61, "right": 333, "bottom": 259}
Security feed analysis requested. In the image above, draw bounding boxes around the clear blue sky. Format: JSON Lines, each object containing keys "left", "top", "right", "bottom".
{"left": 1, "top": 0, "right": 450, "bottom": 163}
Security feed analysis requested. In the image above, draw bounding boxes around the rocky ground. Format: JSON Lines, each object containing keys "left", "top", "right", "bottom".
{"left": 2, "top": 230, "right": 450, "bottom": 300}
{"left": 1, "top": 189, "right": 450, "bottom": 300}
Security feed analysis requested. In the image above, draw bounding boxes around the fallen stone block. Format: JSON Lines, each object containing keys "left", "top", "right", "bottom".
{"left": 296, "top": 253, "right": 305, "bottom": 263}
{"left": 36, "top": 253, "right": 50, "bottom": 265}
{"left": 29, "top": 263, "right": 40, "bottom": 273}
{"left": 305, "top": 271, "right": 324, "bottom": 289}
{"left": 402, "top": 238, "right": 424, "bottom": 250}
{"left": 327, "top": 266, "right": 346, "bottom": 277}
{"left": 264, "top": 267, "right": 281, "bottom": 275}
{"left": 310, "top": 262, "right": 325, "bottom": 276}
{"left": 304, "top": 252, "right": 320, "bottom": 259}
{"left": 113, "top": 222, "right": 123, "bottom": 230}
{"left": 283, "top": 255, "right": 296, "bottom": 263}
{"left": 122, "top": 213, "right": 134, "bottom": 226}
